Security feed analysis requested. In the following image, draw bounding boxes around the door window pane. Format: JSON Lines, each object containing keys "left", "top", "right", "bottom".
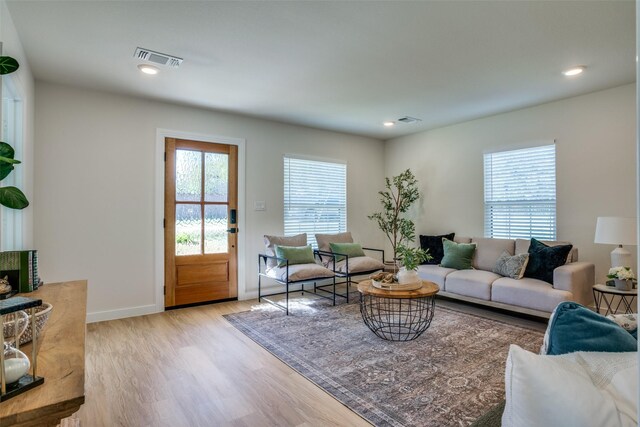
{"left": 205, "top": 205, "right": 228, "bottom": 254}
{"left": 176, "top": 150, "right": 202, "bottom": 202}
{"left": 204, "top": 152, "right": 228, "bottom": 202}
{"left": 176, "top": 204, "right": 201, "bottom": 255}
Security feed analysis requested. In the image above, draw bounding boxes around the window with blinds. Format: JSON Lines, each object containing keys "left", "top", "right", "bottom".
{"left": 484, "top": 144, "right": 556, "bottom": 240}
{"left": 284, "top": 156, "right": 347, "bottom": 247}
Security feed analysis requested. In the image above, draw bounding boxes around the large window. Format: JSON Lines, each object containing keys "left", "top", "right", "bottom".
{"left": 1, "top": 77, "right": 23, "bottom": 251}
{"left": 484, "top": 143, "right": 556, "bottom": 240}
{"left": 284, "top": 156, "right": 347, "bottom": 247}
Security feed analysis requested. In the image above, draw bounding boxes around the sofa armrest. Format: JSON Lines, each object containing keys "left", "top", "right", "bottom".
{"left": 553, "top": 262, "right": 595, "bottom": 306}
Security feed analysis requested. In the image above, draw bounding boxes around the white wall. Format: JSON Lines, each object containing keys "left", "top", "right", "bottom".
{"left": 34, "top": 82, "right": 385, "bottom": 321}
{"left": 385, "top": 84, "right": 637, "bottom": 284}
{"left": 0, "top": 0, "right": 34, "bottom": 249}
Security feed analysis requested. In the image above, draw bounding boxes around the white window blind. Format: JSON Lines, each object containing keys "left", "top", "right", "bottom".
{"left": 284, "top": 156, "right": 347, "bottom": 247}
{"left": 484, "top": 144, "right": 556, "bottom": 240}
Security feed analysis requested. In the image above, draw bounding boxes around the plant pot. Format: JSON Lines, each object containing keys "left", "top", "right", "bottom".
{"left": 614, "top": 279, "right": 633, "bottom": 291}
{"left": 397, "top": 268, "right": 420, "bottom": 285}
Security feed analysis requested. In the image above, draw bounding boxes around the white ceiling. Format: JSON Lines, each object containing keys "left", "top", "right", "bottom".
{"left": 6, "top": 1, "right": 636, "bottom": 140}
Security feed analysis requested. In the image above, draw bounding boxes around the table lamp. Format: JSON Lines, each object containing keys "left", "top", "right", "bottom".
{"left": 594, "top": 216, "right": 637, "bottom": 268}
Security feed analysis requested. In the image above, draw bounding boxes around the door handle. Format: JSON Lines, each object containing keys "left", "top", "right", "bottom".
{"left": 227, "top": 228, "right": 237, "bottom": 234}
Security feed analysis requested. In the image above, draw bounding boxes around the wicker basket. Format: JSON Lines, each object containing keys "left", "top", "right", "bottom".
{"left": 2, "top": 302, "right": 53, "bottom": 345}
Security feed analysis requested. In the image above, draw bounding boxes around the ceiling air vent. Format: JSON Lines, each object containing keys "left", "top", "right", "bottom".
{"left": 134, "top": 47, "right": 183, "bottom": 68}
{"left": 397, "top": 116, "right": 422, "bottom": 124}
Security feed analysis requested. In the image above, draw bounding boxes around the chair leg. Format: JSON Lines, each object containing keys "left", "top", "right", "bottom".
{"left": 258, "top": 274, "right": 261, "bottom": 302}
{"left": 346, "top": 276, "right": 350, "bottom": 303}
{"left": 333, "top": 276, "right": 336, "bottom": 306}
{"left": 286, "top": 281, "right": 290, "bottom": 315}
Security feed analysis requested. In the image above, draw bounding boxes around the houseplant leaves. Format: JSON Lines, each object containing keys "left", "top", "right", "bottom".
{"left": 0, "top": 186, "right": 28, "bottom": 209}
{"left": 0, "top": 56, "right": 19, "bottom": 75}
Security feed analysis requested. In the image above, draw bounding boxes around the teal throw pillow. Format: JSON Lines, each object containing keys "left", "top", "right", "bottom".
{"left": 542, "top": 302, "right": 637, "bottom": 355}
{"left": 440, "top": 239, "right": 476, "bottom": 270}
{"left": 524, "top": 238, "right": 572, "bottom": 284}
{"left": 274, "top": 245, "right": 316, "bottom": 268}
{"left": 329, "top": 242, "right": 366, "bottom": 262}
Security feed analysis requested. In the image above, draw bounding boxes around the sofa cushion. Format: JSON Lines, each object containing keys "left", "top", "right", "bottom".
{"left": 524, "top": 238, "right": 573, "bottom": 284}
{"left": 315, "top": 232, "right": 353, "bottom": 253}
{"left": 515, "top": 238, "right": 578, "bottom": 263}
{"left": 471, "top": 237, "right": 515, "bottom": 271}
{"left": 493, "top": 251, "right": 529, "bottom": 279}
{"left": 266, "top": 263, "right": 334, "bottom": 282}
{"left": 416, "top": 264, "right": 456, "bottom": 287}
{"left": 264, "top": 233, "right": 307, "bottom": 268}
{"left": 274, "top": 244, "right": 316, "bottom": 267}
{"left": 541, "top": 302, "right": 637, "bottom": 355}
{"left": 445, "top": 269, "right": 501, "bottom": 300}
{"left": 329, "top": 242, "right": 365, "bottom": 262}
{"left": 491, "top": 277, "right": 572, "bottom": 313}
{"left": 333, "top": 256, "right": 384, "bottom": 275}
{"left": 502, "top": 345, "right": 638, "bottom": 427}
{"left": 419, "top": 233, "right": 455, "bottom": 264}
{"left": 454, "top": 236, "right": 472, "bottom": 243}
{"left": 441, "top": 239, "right": 476, "bottom": 270}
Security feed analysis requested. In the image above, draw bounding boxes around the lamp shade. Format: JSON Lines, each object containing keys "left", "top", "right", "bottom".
{"left": 594, "top": 217, "right": 637, "bottom": 246}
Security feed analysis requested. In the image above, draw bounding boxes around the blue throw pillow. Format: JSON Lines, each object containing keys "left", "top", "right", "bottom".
{"left": 543, "top": 302, "right": 637, "bottom": 355}
{"left": 524, "top": 238, "right": 572, "bottom": 284}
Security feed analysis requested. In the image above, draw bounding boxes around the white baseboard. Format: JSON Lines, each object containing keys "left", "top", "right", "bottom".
{"left": 87, "top": 304, "right": 160, "bottom": 323}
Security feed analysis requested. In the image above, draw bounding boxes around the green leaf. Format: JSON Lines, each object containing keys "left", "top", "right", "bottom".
{"left": 0, "top": 155, "right": 19, "bottom": 164}
{"left": 0, "top": 186, "right": 28, "bottom": 209}
{"left": 0, "top": 141, "right": 15, "bottom": 159}
{"left": 0, "top": 57, "right": 19, "bottom": 75}
{"left": 0, "top": 163, "right": 14, "bottom": 181}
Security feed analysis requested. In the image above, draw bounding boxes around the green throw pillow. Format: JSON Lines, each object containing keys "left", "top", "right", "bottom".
{"left": 440, "top": 239, "right": 476, "bottom": 270}
{"left": 329, "top": 242, "right": 366, "bottom": 262}
{"left": 274, "top": 245, "right": 316, "bottom": 268}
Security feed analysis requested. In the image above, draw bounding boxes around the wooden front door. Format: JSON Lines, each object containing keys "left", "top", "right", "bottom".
{"left": 164, "top": 138, "right": 238, "bottom": 307}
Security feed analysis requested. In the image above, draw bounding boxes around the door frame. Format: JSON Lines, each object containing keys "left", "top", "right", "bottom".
{"left": 155, "top": 128, "right": 246, "bottom": 314}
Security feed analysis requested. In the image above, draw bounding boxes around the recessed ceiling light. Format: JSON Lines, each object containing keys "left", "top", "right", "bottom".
{"left": 137, "top": 64, "right": 159, "bottom": 75}
{"left": 383, "top": 121, "right": 395, "bottom": 127}
{"left": 562, "top": 66, "right": 585, "bottom": 77}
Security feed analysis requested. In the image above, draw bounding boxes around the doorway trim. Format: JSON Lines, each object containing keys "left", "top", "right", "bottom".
{"left": 155, "top": 128, "right": 246, "bottom": 314}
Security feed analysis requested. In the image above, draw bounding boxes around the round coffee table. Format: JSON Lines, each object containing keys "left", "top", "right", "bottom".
{"left": 357, "top": 279, "right": 439, "bottom": 341}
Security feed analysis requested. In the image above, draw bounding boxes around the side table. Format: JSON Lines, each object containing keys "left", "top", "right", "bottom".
{"left": 592, "top": 284, "right": 637, "bottom": 316}
{"left": 357, "top": 279, "right": 439, "bottom": 341}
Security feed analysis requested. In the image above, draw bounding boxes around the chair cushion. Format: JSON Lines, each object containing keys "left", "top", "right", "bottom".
{"left": 441, "top": 239, "right": 476, "bottom": 270}
{"left": 523, "top": 238, "right": 573, "bottom": 284}
{"left": 333, "top": 256, "right": 384, "bottom": 274}
{"left": 471, "top": 237, "right": 515, "bottom": 271}
{"left": 266, "top": 263, "right": 334, "bottom": 282}
{"left": 264, "top": 233, "right": 307, "bottom": 268}
{"left": 493, "top": 251, "right": 529, "bottom": 279}
{"left": 502, "top": 345, "right": 637, "bottom": 427}
{"left": 419, "top": 233, "right": 455, "bottom": 264}
{"left": 315, "top": 232, "right": 353, "bottom": 253}
{"left": 541, "top": 302, "right": 637, "bottom": 355}
{"left": 417, "top": 264, "right": 456, "bottom": 287}
{"left": 444, "top": 270, "right": 501, "bottom": 300}
{"left": 491, "top": 277, "right": 571, "bottom": 313}
{"left": 329, "top": 242, "right": 365, "bottom": 262}
{"left": 274, "top": 245, "right": 315, "bottom": 267}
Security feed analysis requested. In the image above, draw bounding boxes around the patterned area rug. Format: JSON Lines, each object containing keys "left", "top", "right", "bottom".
{"left": 224, "top": 296, "right": 543, "bottom": 427}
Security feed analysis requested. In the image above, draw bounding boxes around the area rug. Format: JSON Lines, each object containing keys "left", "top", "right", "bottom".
{"left": 224, "top": 296, "right": 544, "bottom": 427}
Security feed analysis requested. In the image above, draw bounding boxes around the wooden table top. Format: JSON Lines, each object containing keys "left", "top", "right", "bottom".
{"left": 357, "top": 279, "right": 439, "bottom": 299}
{"left": 0, "top": 280, "right": 87, "bottom": 427}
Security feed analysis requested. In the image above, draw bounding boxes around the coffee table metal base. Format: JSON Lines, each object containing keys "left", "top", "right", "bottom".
{"left": 359, "top": 293, "right": 436, "bottom": 341}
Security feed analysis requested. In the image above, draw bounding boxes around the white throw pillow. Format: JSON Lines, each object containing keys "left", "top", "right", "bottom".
{"left": 503, "top": 345, "right": 638, "bottom": 427}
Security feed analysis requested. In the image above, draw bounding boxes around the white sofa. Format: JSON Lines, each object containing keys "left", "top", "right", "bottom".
{"left": 417, "top": 237, "right": 595, "bottom": 317}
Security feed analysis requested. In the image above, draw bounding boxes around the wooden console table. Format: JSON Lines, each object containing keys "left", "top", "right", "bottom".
{"left": 0, "top": 280, "right": 87, "bottom": 426}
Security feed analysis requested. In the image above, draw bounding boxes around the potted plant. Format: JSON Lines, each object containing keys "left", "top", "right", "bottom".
{"left": 607, "top": 266, "right": 635, "bottom": 291}
{"left": 368, "top": 169, "right": 420, "bottom": 264}
{"left": 395, "top": 245, "right": 432, "bottom": 284}
{"left": 0, "top": 56, "right": 27, "bottom": 210}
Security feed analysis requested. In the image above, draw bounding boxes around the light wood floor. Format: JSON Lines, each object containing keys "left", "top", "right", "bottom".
{"left": 70, "top": 291, "right": 547, "bottom": 427}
